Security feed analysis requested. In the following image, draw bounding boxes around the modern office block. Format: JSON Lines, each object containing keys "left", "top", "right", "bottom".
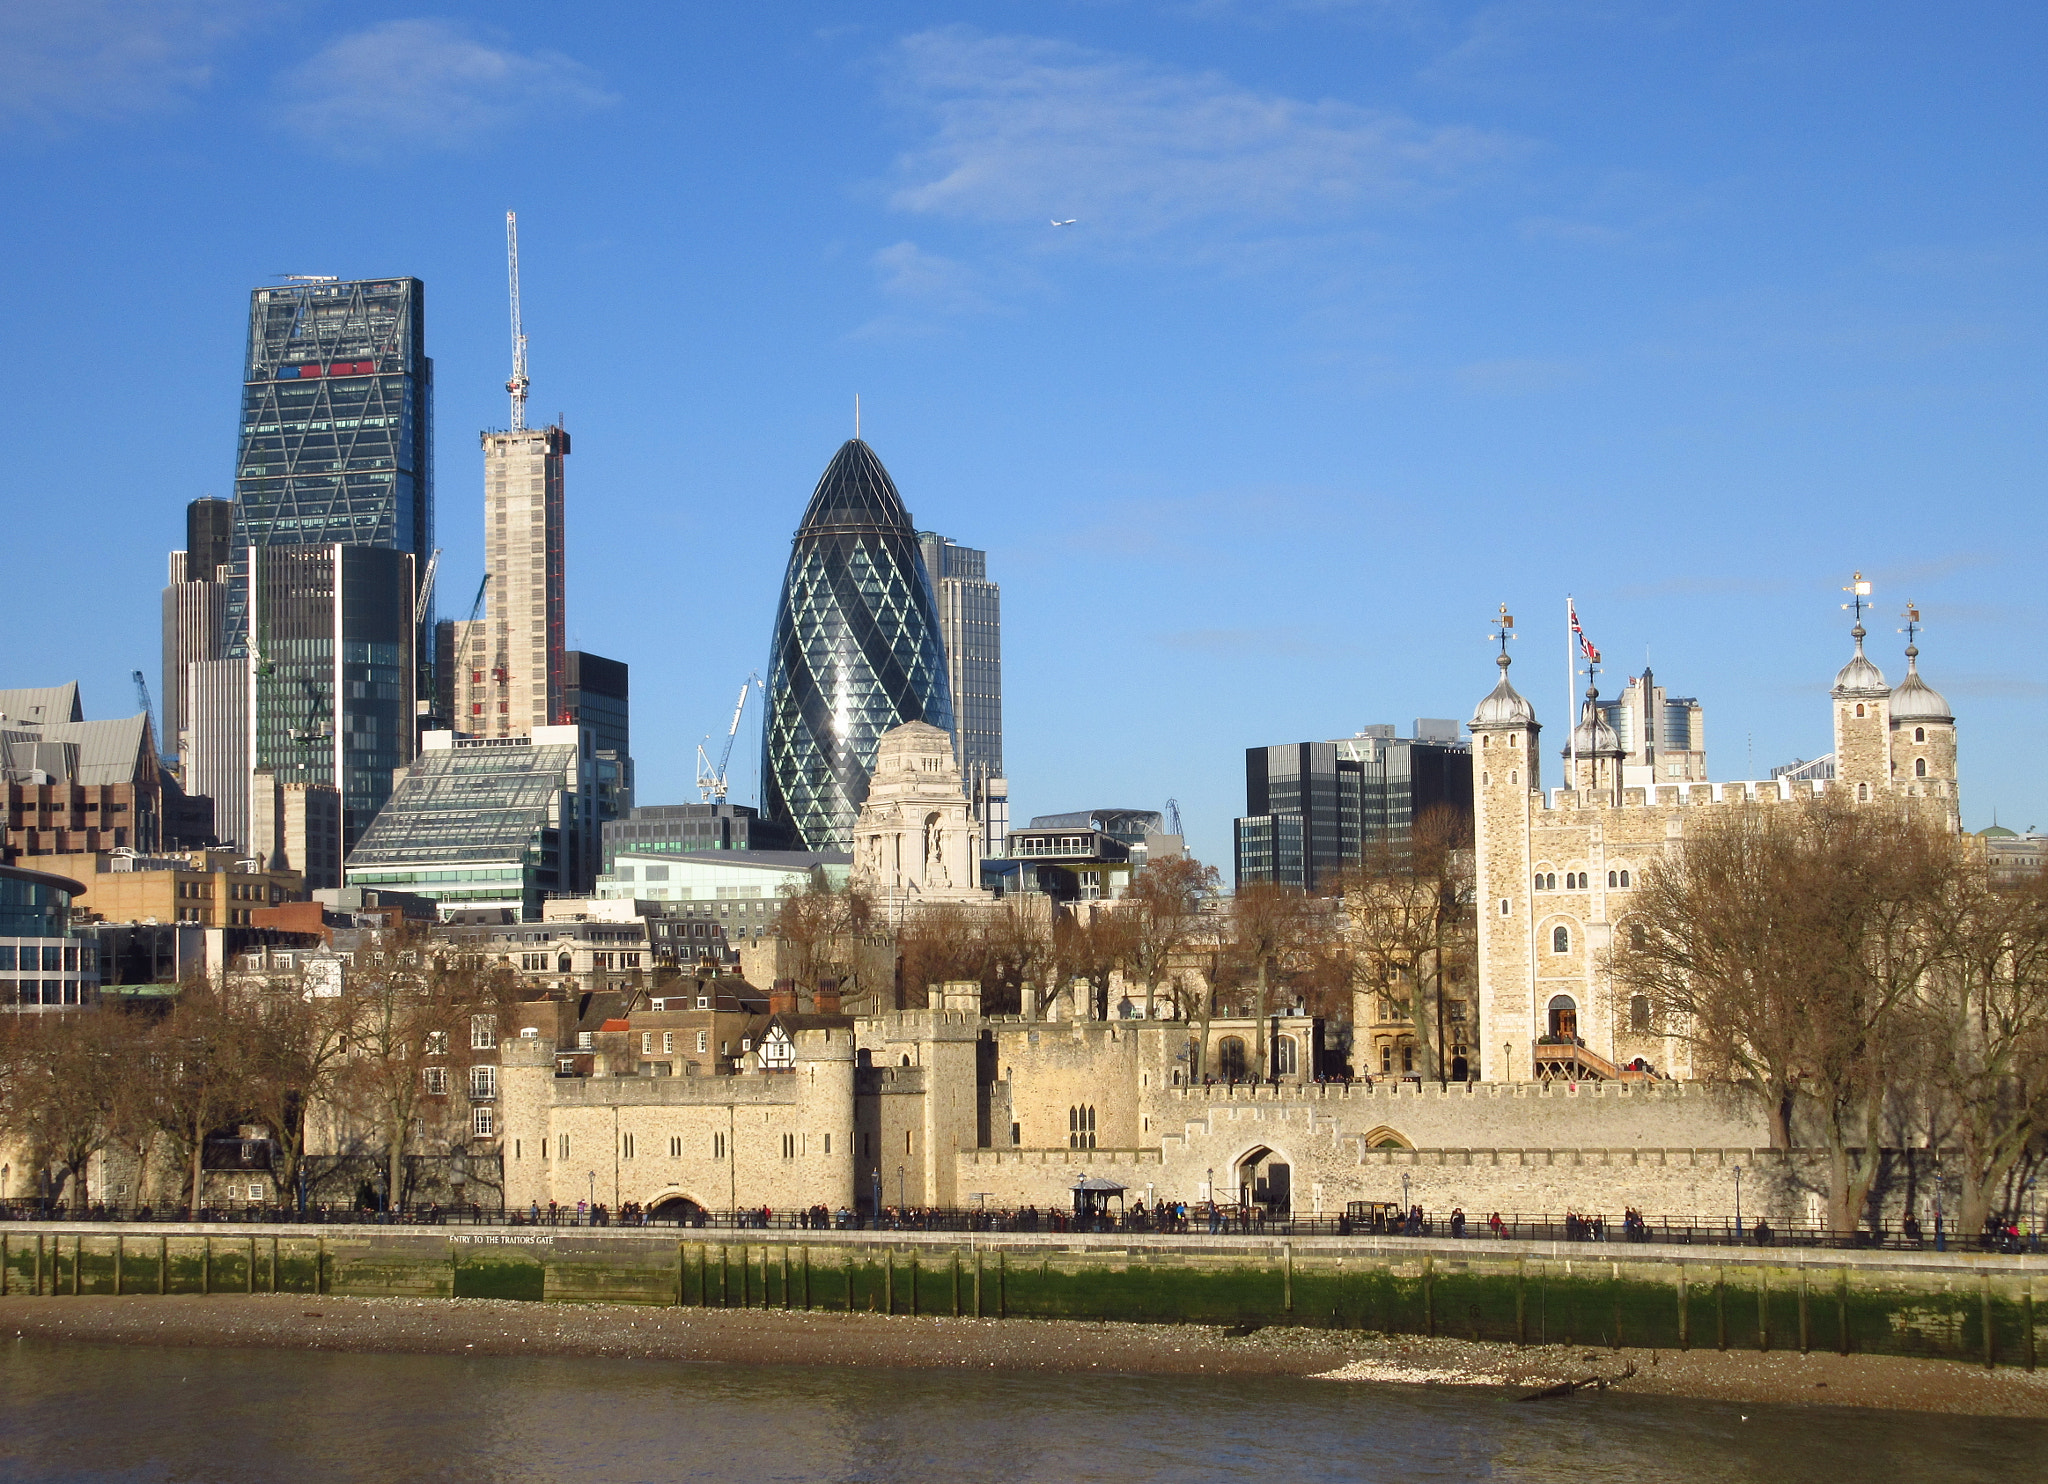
{"left": 161, "top": 497, "right": 234, "bottom": 766}
{"left": 0, "top": 685, "right": 169, "bottom": 858}
{"left": 245, "top": 543, "right": 418, "bottom": 850}
{"left": 344, "top": 726, "right": 600, "bottom": 920}
{"left": 1234, "top": 723, "right": 1473, "bottom": 890}
{"left": 455, "top": 425, "right": 568, "bottom": 737}
{"left": 563, "top": 650, "right": 632, "bottom": 821}
{"left": 186, "top": 658, "right": 250, "bottom": 851}
{"left": 917, "top": 532, "right": 1002, "bottom": 784}
{"left": 249, "top": 769, "right": 344, "bottom": 891}
{"left": 763, "top": 440, "right": 954, "bottom": 852}
{"left": 231, "top": 278, "right": 433, "bottom": 559}
{"left": 1598, "top": 667, "right": 1708, "bottom": 785}
{"left": 600, "top": 803, "right": 794, "bottom": 872}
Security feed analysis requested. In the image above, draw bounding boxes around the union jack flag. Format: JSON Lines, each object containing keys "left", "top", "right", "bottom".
{"left": 1569, "top": 599, "right": 1600, "bottom": 664}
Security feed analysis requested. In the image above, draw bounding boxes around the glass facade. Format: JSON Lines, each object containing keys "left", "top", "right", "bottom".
{"left": 248, "top": 544, "right": 416, "bottom": 847}
{"left": 344, "top": 734, "right": 587, "bottom": 918}
{"left": 917, "top": 532, "right": 1002, "bottom": 782}
{"left": 0, "top": 865, "right": 99, "bottom": 1011}
{"left": 1235, "top": 731, "right": 1473, "bottom": 890}
{"left": 762, "top": 440, "right": 954, "bottom": 852}
{"left": 232, "top": 279, "right": 432, "bottom": 557}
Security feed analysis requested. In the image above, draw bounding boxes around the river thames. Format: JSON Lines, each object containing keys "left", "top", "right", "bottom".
{"left": 1, "top": 1339, "right": 2042, "bottom": 1481}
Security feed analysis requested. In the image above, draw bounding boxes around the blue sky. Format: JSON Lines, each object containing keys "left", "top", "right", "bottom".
{"left": 4, "top": 1, "right": 2043, "bottom": 868}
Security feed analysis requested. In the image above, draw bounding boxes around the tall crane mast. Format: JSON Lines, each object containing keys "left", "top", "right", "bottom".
{"left": 696, "top": 674, "right": 763, "bottom": 803}
{"left": 505, "top": 211, "right": 529, "bottom": 431}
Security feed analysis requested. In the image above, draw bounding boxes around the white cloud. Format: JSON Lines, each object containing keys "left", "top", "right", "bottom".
{"left": 0, "top": 0, "right": 269, "bottom": 127}
{"left": 871, "top": 240, "right": 994, "bottom": 313}
{"left": 885, "top": 27, "right": 1517, "bottom": 238}
{"left": 279, "top": 19, "right": 612, "bottom": 156}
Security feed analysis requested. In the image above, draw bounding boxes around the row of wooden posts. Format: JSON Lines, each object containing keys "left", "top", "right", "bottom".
{"left": 0, "top": 1232, "right": 2034, "bottom": 1372}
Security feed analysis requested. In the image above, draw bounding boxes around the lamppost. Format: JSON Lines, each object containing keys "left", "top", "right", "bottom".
{"left": 587, "top": 1169, "right": 596, "bottom": 1221}
{"left": 897, "top": 1165, "right": 906, "bottom": 1211}
{"left": 1933, "top": 1167, "right": 1946, "bottom": 1252}
{"left": 1733, "top": 1164, "right": 1743, "bottom": 1244}
{"left": 871, "top": 1169, "right": 882, "bottom": 1225}
{"left": 1401, "top": 1171, "right": 1412, "bottom": 1222}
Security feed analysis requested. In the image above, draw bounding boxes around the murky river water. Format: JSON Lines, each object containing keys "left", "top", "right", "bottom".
{"left": 0, "top": 1340, "right": 2042, "bottom": 1482}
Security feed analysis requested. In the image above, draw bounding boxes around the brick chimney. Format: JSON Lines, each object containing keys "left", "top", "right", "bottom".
{"left": 769, "top": 978, "right": 799, "bottom": 1016}
{"left": 812, "top": 977, "right": 841, "bottom": 1015}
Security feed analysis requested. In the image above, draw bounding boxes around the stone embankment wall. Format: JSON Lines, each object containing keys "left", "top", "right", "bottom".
{"left": 1, "top": 1223, "right": 2040, "bottom": 1370}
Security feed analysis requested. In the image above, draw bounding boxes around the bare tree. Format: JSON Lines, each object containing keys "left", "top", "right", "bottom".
{"left": 1125, "top": 855, "right": 1220, "bottom": 1020}
{"left": 1912, "top": 867, "right": 2048, "bottom": 1234}
{"left": 1337, "top": 806, "right": 1476, "bottom": 1084}
{"left": 1221, "top": 884, "right": 1333, "bottom": 1078}
{"left": 332, "top": 927, "right": 521, "bottom": 1209}
{"left": 0, "top": 1008, "right": 143, "bottom": 1208}
{"left": 137, "top": 976, "right": 261, "bottom": 1215}
{"left": 1616, "top": 796, "right": 1970, "bottom": 1231}
{"left": 241, "top": 974, "right": 353, "bottom": 1212}
{"left": 772, "top": 874, "right": 885, "bottom": 1010}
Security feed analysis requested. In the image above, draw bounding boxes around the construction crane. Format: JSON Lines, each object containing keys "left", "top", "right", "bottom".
{"left": 131, "top": 670, "right": 168, "bottom": 763}
{"left": 696, "top": 673, "right": 763, "bottom": 803}
{"left": 1165, "top": 798, "right": 1184, "bottom": 836}
{"left": 413, "top": 547, "right": 443, "bottom": 627}
{"left": 505, "top": 211, "right": 529, "bottom": 431}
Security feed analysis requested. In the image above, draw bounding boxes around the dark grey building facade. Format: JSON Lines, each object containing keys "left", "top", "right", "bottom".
{"left": 1234, "top": 722, "right": 1472, "bottom": 891}
{"left": 762, "top": 440, "right": 954, "bottom": 853}
{"left": 564, "top": 650, "right": 633, "bottom": 823}
{"left": 601, "top": 803, "right": 795, "bottom": 872}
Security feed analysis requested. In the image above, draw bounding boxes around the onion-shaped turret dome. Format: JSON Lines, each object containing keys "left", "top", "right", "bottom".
{"left": 1831, "top": 622, "right": 1891, "bottom": 698}
{"left": 1889, "top": 645, "right": 1952, "bottom": 724}
{"left": 1566, "top": 687, "right": 1623, "bottom": 758}
{"left": 1471, "top": 651, "right": 1536, "bottom": 729}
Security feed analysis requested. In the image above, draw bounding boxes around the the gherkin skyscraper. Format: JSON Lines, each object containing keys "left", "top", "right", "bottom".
{"left": 763, "top": 440, "right": 955, "bottom": 852}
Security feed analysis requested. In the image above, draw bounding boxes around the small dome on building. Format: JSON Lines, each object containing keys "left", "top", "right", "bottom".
{"left": 1831, "top": 624, "right": 1891, "bottom": 699}
{"left": 1888, "top": 647, "right": 1952, "bottom": 724}
{"left": 1471, "top": 653, "right": 1536, "bottom": 729}
{"left": 1566, "top": 688, "right": 1623, "bottom": 758}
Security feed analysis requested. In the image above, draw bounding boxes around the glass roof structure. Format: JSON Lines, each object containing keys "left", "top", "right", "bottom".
{"left": 762, "top": 440, "right": 955, "bottom": 853}
{"left": 346, "top": 738, "right": 579, "bottom": 873}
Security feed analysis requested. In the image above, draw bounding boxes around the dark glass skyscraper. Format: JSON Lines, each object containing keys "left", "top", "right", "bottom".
{"left": 208, "top": 278, "right": 432, "bottom": 849}
{"left": 763, "top": 440, "right": 954, "bottom": 852}
{"left": 232, "top": 278, "right": 432, "bottom": 555}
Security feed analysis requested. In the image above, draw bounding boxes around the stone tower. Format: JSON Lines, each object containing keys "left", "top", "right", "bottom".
{"left": 1831, "top": 606, "right": 1893, "bottom": 804}
{"left": 1888, "top": 629, "right": 1959, "bottom": 830}
{"left": 851, "top": 721, "right": 985, "bottom": 905}
{"left": 1565, "top": 686, "right": 1626, "bottom": 804}
{"left": 1469, "top": 634, "right": 1541, "bottom": 1084}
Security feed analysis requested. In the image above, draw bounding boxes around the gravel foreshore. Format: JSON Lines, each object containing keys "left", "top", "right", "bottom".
{"left": 4, "top": 1295, "right": 2045, "bottom": 1419}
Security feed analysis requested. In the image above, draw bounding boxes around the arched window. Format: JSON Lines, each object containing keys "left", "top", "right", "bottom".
{"left": 1552, "top": 924, "right": 1571, "bottom": 954}
{"left": 1620, "top": 869, "right": 1631, "bottom": 887}
{"left": 1217, "top": 1036, "right": 1247, "bottom": 1082}
{"left": 1915, "top": 726, "right": 1926, "bottom": 742}
{"left": 1630, "top": 994, "right": 1651, "bottom": 1032}
{"left": 1857, "top": 782, "right": 1869, "bottom": 801}
{"left": 1510, "top": 772, "right": 1518, "bottom": 785}
{"left": 1855, "top": 703, "right": 1866, "bottom": 718}
{"left": 1068, "top": 1105, "right": 1096, "bottom": 1149}
{"left": 1482, "top": 772, "right": 1490, "bottom": 786}
{"left": 1274, "top": 1037, "right": 1298, "bottom": 1076}
{"left": 1607, "top": 870, "right": 1617, "bottom": 888}
{"left": 1915, "top": 757, "right": 1927, "bottom": 778}
{"left": 1547, "top": 994, "right": 1578, "bottom": 1039}
{"left": 1500, "top": 899, "right": 1511, "bottom": 916}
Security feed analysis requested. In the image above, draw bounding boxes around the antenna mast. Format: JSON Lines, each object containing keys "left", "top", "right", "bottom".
{"left": 506, "top": 211, "right": 529, "bottom": 430}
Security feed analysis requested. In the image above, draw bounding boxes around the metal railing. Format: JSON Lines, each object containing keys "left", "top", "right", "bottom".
{"left": 0, "top": 1198, "right": 2035, "bottom": 1253}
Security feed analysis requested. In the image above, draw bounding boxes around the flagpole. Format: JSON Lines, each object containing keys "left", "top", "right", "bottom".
{"left": 1566, "top": 594, "right": 1577, "bottom": 784}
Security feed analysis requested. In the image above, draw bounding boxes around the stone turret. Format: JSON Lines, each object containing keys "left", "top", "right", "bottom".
{"left": 1470, "top": 639, "right": 1540, "bottom": 1084}
{"left": 1831, "top": 593, "right": 1892, "bottom": 803}
{"left": 851, "top": 721, "right": 985, "bottom": 904}
{"left": 1888, "top": 633, "right": 1959, "bottom": 829}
